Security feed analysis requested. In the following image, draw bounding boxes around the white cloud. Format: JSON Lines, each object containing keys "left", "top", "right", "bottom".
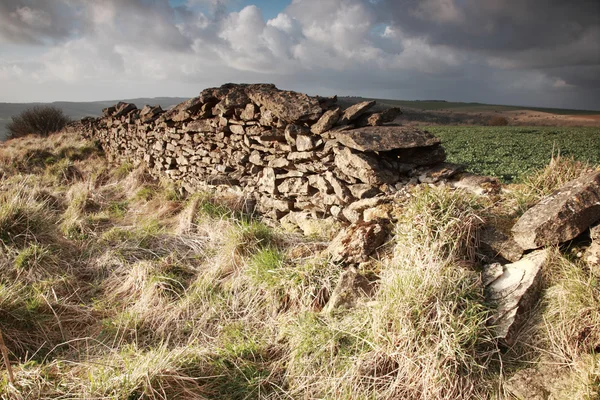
{"left": 0, "top": 0, "right": 597, "bottom": 109}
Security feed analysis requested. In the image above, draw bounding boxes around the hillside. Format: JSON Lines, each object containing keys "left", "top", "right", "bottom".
{"left": 0, "top": 112, "right": 598, "bottom": 397}
{"left": 0, "top": 98, "right": 187, "bottom": 141}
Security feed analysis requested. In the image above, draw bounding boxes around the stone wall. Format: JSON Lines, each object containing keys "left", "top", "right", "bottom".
{"left": 78, "top": 83, "right": 462, "bottom": 224}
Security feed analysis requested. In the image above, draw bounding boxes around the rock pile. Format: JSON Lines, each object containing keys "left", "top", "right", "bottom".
{"left": 80, "top": 83, "right": 458, "bottom": 224}
{"left": 482, "top": 169, "right": 600, "bottom": 343}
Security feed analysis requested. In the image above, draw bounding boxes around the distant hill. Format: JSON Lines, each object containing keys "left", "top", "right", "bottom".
{"left": 0, "top": 97, "right": 188, "bottom": 141}
{"left": 359, "top": 98, "right": 600, "bottom": 115}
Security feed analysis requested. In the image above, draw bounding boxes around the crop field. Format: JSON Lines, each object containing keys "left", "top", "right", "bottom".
{"left": 427, "top": 126, "right": 600, "bottom": 182}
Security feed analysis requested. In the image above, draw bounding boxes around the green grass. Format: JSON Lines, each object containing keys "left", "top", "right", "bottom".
{"left": 427, "top": 126, "right": 600, "bottom": 181}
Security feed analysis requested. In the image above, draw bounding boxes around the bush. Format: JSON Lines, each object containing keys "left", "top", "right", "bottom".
{"left": 487, "top": 115, "right": 508, "bottom": 126}
{"left": 7, "top": 106, "right": 71, "bottom": 139}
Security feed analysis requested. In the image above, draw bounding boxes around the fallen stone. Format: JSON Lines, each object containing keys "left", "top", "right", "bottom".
{"left": 311, "top": 108, "right": 342, "bottom": 134}
{"left": 327, "top": 220, "right": 388, "bottom": 264}
{"left": 335, "top": 126, "right": 440, "bottom": 152}
{"left": 479, "top": 225, "right": 524, "bottom": 263}
{"left": 324, "top": 267, "right": 375, "bottom": 313}
{"left": 512, "top": 171, "right": 600, "bottom": 250}
{"left": 484, "top": 249, "right": 547, "bottom": 343}
{"left": 339, "top": 100, "right": 376, "bottom": 124}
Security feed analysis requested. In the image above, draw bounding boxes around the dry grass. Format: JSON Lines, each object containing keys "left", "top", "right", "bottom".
{"left": 0, "top": 132, "right": 598, "bottom": 399}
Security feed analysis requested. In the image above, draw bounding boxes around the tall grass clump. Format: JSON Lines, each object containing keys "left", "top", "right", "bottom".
{"left": 365, "top": 185, "right": 496, "bottom": 399}
{"left": 0, "top": 185, "right": 52, "bottom": 247}
{"left": 511, "top": 153, "right": 594, "bottom": 213}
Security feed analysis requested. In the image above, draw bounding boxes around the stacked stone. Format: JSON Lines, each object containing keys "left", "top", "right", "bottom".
{"left": 81, "top": 83, "right": 461, "bottom": 223}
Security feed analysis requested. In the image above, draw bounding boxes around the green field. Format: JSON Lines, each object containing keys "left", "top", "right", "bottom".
{"left": 427, "top": 126, "right": 600, "bottom": 182}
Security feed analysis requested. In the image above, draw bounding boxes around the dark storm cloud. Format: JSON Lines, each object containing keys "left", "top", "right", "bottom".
{"left": 0, "top": 0, "right": 81, "bottom": 44}
{"left": 375, "top": 0, "right": 600, "bottom": 88}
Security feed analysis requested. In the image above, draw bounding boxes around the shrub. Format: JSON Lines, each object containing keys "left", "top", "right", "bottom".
{"left": 7, "top": 106, "right": 71, "bottom": 139}
{"left": 487, "top": 115, "right": 508, "bottom": 126}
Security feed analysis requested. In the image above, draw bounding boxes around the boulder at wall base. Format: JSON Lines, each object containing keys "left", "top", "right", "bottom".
{"left": 511, "top": 171, "right": 600, "bottom": 250}
{"left": 327, "top": 220, "right": 388, "bottom": 264}
{"left": 483, "top": 249, "right": 547, "bottom": 344}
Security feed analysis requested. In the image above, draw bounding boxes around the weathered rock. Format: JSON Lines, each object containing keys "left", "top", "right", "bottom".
{"left": 335, "top": 126, "right": 440, "bottom": 152}
{"left": 512, "top": 171, "right": 600, "bottom": 250}
{"left": 339, "top": 100, "right": 376, "bottom": 124}
{"left": 258, "top": 167, "right": 278, "bottom": 194}
{"left": 247, "top": 84, "right": 323, "bottom": 123}
{"left": 355, "top": 107, "right": 401, "bottom": 128}
{"left": 327, "top": 220, "right": 388, "bottom": 264}
{"left": 363, "top": 203, "right": 393, "bottom": 222}
{"left": 335, "top": 148, "right": 398, "bottom": 185}
{"left": 479, "top": 226, "right": 524, "bottom": 262}
{"left": 324, "top": 267, "right": 375, "bottom": 313}
{"left": 278, "top": 178, "right": 311, "bottom": 196}
{"left": 348, "top": 184, "right": 381, "bottom": 199}
{"left": 295, "top": 135, "right": 315, "bottom": 152}
{"left": 311, "top": 108, "right": 342, "bottom": 134}
{"left": 484, "top": 250, "right": 547, "bottom": 343}
{"left": 113, "top": 102, "right": 137, "bottom": 118}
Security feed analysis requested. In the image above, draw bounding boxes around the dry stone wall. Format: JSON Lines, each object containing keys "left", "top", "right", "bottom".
{"left": 79, "top": 83, "right": 460, "bottom": 224}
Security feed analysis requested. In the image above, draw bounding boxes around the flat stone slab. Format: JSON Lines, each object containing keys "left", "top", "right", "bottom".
{"left": 335, "top": 126, "right": 440, "bottom": 152}
{"left": 512, "top": 171, "right": 600, "bottom": 250}
{"left": 484, "top": 249, "right": 547, "bottom": 343}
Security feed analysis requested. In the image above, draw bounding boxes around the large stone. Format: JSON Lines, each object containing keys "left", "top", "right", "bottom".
{"left": 311, "top": 108, "right": 342, "bottom": 134}
{"left": 484, "top": 250, "right": 547, "bottom": 343}
{"left": 339, "top": 100, "right": 376, "bottom": 124}
{"left": 334, "top": 147, "right": 398, "bottom": 185}
{"left": 327, "top": 220, "right": 388, "bottom": 264}
{"left": 335, "top": 126, "right": 440, "bottom": 152}
{"left": 246, "top": 84, "right": 323, "bottom": 123}
{"left": 512, "top": 171, "right": 600, "bottom": 250}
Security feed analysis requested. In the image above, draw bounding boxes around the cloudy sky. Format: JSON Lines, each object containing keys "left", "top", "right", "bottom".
{"left": 1, "top": 0, "right": 599, "bottom": 110}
